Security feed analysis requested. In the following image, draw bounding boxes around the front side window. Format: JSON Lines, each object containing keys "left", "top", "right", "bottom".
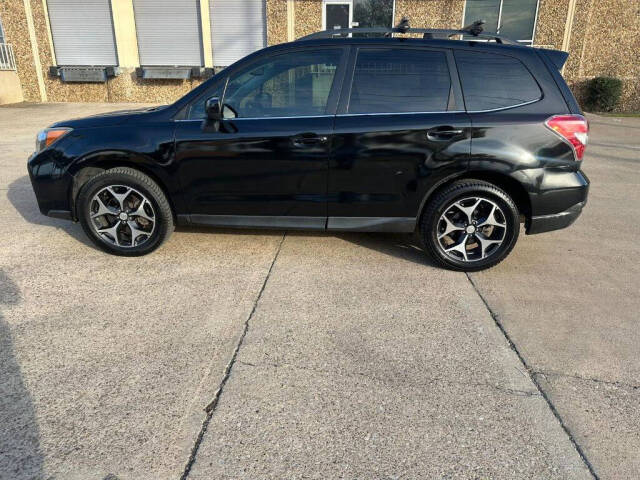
{"left": 348, "top": 48, "right": 452, "bottom": 114}
{"left": 220, "top": 49, "right": 343, "bottom": 119}
{"left": 463, "top": 0, "right": 539, "bottom": 45}
{"left": 455, "top": 50, "right": 541, "bottom": 111}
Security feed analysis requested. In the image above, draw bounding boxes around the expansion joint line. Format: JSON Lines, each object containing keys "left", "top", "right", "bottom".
{"left": 180, "top": 232, "right": 286, "bottom": 480}
{"left": 465, "top": 272, "right": 600, "bottom": 480}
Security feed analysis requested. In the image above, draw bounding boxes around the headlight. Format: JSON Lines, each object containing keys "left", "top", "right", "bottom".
{"left": 35, "top": 127, "right": 72, "bottom": 154}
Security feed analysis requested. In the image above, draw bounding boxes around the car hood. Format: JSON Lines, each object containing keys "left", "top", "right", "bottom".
{"left": 50, "top": 105, "right": 170, "bottom": 129}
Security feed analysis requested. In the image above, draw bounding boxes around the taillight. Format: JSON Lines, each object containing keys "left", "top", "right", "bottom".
{"left": 545, "top": 115, "right": 589, "bottom": 161}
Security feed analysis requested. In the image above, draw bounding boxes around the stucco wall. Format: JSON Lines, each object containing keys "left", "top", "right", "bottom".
{"left": 0, "top": 0, "right": 40, "bottom": 102}
{"left": 395, "top": 0, "right": 464, "bottom": 29}
{"left": 25, "top": 0, "right": 203, "bottom": 103}
{"left": 294, "top": 0, "right": 322, "bottom": 39}
{"left": 267, "top": 0, "right": 288, "bottom": 45}
{"left": 2, "top": 0, "right": 638, "bottom": 110}
{"left": 534, "top": 0, "right": 570, "bottom": 49}
{"left": 559, "top": 0, "right": 640, "bottom": 111}
{"left": 0, "top": 70, "right": 24, "bottom": 104}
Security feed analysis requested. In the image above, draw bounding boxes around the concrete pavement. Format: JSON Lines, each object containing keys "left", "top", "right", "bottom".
{"left": 1, "top": 103, "right": 637, "bottom": 479}
{"left": 468, "top": 114, "right": 640, "bottom": 479}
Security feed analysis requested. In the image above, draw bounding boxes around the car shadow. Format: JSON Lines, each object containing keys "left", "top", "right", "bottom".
{"left": 7, "top": 176, "right": 99, "bottom": 251}
{"left": 331, "top": 231, "right": 438, "bottom": 268}
{"left": 176, "top": 226, "right": 437, "bottom": 268}
{"left": 0, "top": 270, "right": 45, "bottom": 479}
{"left": 10, "top": 175, "right": 434, "bottom": 266}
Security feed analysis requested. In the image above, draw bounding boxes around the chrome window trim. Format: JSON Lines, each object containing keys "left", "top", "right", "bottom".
{"left": 176, "top": 101, "right": 540, "bottom": 121}
{"left": 176, "top": 114, "right": 334, "bottom": 122}
{"left": 337, "top": 110, "right": 464, "bottom": 117}
{"left": 466, "top": 98, "right": 541, "bottom": 113}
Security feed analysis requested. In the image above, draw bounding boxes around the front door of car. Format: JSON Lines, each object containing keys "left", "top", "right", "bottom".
{"left": 328, "top": 46, "right": 471, "bottom": 230}
{"left": 175, "top": 47, "right": 347, "bottom": 228}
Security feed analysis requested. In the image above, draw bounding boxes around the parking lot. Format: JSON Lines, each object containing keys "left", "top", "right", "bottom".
{"left": 1, "top": 103, "right": 638, "bottom": 479}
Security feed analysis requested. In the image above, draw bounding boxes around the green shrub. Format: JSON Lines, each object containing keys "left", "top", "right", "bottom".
{"left": 584, "top": 76, "right": 623, "bottom": 112}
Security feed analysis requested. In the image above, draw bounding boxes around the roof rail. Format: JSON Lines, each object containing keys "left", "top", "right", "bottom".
{"left": 297, "top": 18, "right": 519, "bottom": 46}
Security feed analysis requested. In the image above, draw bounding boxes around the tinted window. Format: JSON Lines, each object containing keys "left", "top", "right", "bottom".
{"left": 455, "top": 51, "right": 542, "bottom": 111}
{"left": 189, "top": 84, "right": 224, "bottom": 119}
{"left": 222, "top": 49, "right": 342, "bottom": 118}
{"left": 348, "top": 49, "right": 451, "bottom": 114}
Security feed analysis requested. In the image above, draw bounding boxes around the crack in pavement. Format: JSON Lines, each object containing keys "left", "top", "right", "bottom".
{"left": 466, "top": 272, "right": 600, "bottom": 480}
{"left": 236, "top": 359, "right": 540, "bottom": 398}
{"left": 533, "top": 370, "right": 640, "bottom": 391}
{"left": 179, "top": 232, "right": 286, "bottom": 480}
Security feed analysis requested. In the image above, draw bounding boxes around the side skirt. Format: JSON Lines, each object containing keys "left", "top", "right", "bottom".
{"left": 327, "top": 217, "right": 416, "bottom": 233}
{"left": 178, "top": 215, "right": 417, "bottom": 233}
{"left": 183, "top": 215, "right": 326, "bottom": 230}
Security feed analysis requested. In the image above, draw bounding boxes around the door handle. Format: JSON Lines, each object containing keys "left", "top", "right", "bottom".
{"left": 292, "top": 134, "right": 329, "bottom": 146}
{"left": 426, "top": 126, "right": 465, "bottom": 141}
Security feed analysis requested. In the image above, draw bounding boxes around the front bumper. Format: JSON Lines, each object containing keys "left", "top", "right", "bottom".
{"left": 28, "top": 150, "right": 74, "bottom": 219}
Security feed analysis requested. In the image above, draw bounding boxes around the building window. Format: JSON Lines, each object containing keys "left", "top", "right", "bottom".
{"left": 0, "top": 16, "right": 5, "bottom": 44}
{"left": 463, "top": 0, "right": 539, "bottom": 45}
{"left": 323, "top": 0, "right": 395, "bottom": 31}
{"left": 353, "top": 0, "right": 394, "bottom": 28}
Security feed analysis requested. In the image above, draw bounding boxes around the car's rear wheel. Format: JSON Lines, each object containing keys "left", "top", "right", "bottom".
{"left": 77, "top": 167, "right": 174, "bottom": 256}
{"left": 420, "top": 180, "right": 520, "bottom": 271}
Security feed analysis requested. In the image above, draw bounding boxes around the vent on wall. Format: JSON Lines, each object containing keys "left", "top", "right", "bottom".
{"left": 49, "top": 66, "right": 120, "bottom": 83}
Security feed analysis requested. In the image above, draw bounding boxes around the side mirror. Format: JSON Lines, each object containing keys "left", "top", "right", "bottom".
{"left": 205, "top": 96, "right": 222, "bottom": 121}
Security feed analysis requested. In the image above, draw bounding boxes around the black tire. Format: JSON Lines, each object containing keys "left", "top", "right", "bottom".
{"left": 420, "top": 180, "right": 520, "bottom": 272}
{"left": 77, "top": 167, "right": 174, "bottom": 256}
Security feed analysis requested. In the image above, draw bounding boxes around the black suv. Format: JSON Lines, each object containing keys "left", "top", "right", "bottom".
{"left": 28, "top": 22, "right": 589, "bottom": 271}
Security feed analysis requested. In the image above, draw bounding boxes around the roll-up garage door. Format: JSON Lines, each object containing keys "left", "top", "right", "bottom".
{"left": 210, "top": 0, "right": 266, "bottom": 67}
{"left": 133, "top": 0, "right": 203, "bottom": 66}
{"left": 47, "top": 0, "right": 117, "bottom": 66}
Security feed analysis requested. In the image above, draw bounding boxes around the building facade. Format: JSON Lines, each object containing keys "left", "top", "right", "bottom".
{"left": 0, "top": 0, "right": 638, "bottom": 110}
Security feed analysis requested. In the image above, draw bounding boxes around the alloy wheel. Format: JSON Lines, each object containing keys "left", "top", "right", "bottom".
{"left": 89, "top": 185, "right": 156, "bottom": 248}
{"left": 436, "top": 196, "right": 507, "bottom": 262}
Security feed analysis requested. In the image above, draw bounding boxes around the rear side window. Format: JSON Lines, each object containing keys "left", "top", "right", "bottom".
{"left": 455, "top": 51, "right": 542, "bottom": 111}
{"left": 348, "top": 48, "right": 452, "bottom": 114}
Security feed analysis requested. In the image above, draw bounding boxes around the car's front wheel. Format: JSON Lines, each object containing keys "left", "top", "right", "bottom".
{"left": 420, "top": 180, "right": 520, "bottom": 271}
{"left": 77, "top": 167, "right": 174, "bottom": 256}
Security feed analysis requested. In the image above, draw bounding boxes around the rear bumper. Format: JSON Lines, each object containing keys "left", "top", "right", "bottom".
{"left": 526, "top": 169, "right": 589, "bottom": 234}
{"left": 527, "top": 201, "right": 585, "bottom": 234}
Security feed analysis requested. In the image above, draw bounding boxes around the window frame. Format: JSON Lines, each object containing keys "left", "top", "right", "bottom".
{"left": 461, "top": 0, "right": 541, "bottom": 46}
{"left": 453, "top": 48, "right": 544, "bottom": 113}
{"left": 181, "top": 45, "right": 350, "bottom": 121}
{"left": 336, "top": 45, "right": 465, "bottom": 116}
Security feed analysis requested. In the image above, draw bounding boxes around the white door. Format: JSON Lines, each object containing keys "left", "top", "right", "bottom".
{"left": 210, "top": 0, "right": 266, "bottom": 67}
{"left": 47, "top": 0, "right": 117, "bottom": 66}
{"left": 133, "top": 0, "right": 203, "bottom": 66}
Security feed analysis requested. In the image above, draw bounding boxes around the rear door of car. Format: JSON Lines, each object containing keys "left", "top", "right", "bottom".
{"left": 328, "top": 45, "right": 471, "bottom": 232}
